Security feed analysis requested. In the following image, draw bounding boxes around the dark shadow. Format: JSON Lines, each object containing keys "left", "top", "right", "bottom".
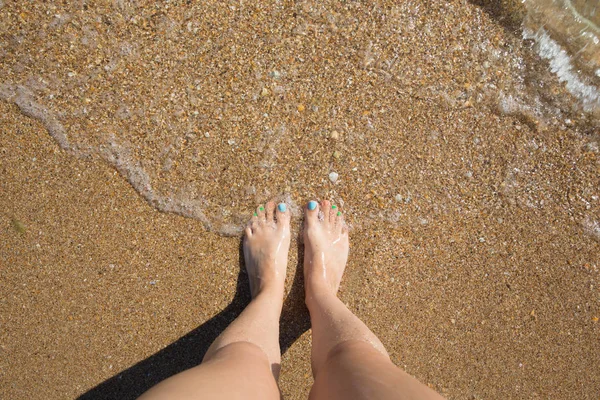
{"left": 468, "top": 0, "right": 526, "bottom": 34}
{"left": 78, "top": 238, "right": 311, "bottom": 400}
{"left": 280, "top": 239, "right": 311, "bottom": 353}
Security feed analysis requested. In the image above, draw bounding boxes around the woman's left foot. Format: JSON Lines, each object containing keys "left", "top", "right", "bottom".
{"left": 243, "top": 201, "right": 291, "bottom": 298}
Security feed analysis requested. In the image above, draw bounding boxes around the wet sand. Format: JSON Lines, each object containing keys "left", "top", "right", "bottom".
{"left": 1, "top": 0, "right": 599, "bottom": 399}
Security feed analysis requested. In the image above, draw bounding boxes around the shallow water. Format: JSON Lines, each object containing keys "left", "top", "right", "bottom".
{"left": 0, "top": 0, "right": 598, "bottom": 239}
{"left": 524, "top": 0, "right": 600, "bottom": 111}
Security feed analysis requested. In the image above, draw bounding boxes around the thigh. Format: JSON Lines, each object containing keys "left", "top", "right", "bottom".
{"left": 309, "top": 340, "right": 444, "bottom": 400}
{"left": 139, "top": 342, "right": 280, "bottom": 400}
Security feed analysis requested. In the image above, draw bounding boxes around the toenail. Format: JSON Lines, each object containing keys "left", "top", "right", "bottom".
{"left": 337, "top": 211, "right": 341, "bottom": 216}
{"left": 331, "top": 205, "right": 337, "bottom": 209}
{"left": 278, "top": 203, "right": 287, "bottom": 212}
{"left": 308, "top": 201, "right": 318, "bottom": 211}
{"left": 259, "top": 206, "right": 265, "bottom": 211}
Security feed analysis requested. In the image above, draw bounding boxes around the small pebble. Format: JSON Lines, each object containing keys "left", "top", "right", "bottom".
{"left": 330, "top": 130, "right": 340, "bottom": 140}
{"left": 297, "top": 104, "right": 305, "bottom": 112}
{"left": 261, "top": 87, "right": 269, "bottom": 97}
{"left": 227, "top": 139, "right": 235, "bottom": 145}
{"left": 395, "top": 194, "right": 403, "bottom": 202}
{"left": 328, "top": 171, "right": 339, "bottom": 183}
{"left": 333, "top": 150, "right": 341, "bottom": 159}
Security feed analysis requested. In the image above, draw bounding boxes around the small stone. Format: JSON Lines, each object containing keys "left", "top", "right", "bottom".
{"left": 204, "top": 132, "right": 210, "bottom": 138}
{"left": 328, "top": 171, "right": 339, "bottom": 183}
{"left": 227, "top": 139, "right": 235, "bottom": 145}
{"left": 268, "top": 70, "right": 281, "bottom": 79}
{"left": 451, "top": 318, "right": 456, "bottom": 324}
{"left": 584, "top": 141, "right": 599, "bottom": 153}
{"left": 11, "top": 218, "right": 26, "bottom": 234}
{"left": 297, "top": 104, "right": 305, "bottom": 112}
{"left": 395, "top": 194, "right": 403, "bottom": 202}
{"left": 261, "top": 87, "right": 269, "bottom": 97}
{"left": 333, "top": 151, "right": 341, "bottom": 159}
{"left": 330, "top": 130, "right": 340, "bottom": 140}
{"left": 479, "top": 237, "right": 485, "bottom": 243}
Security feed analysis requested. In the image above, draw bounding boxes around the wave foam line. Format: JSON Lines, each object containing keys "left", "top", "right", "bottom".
{"left": 0, "top": 82, "right": 243, "bottom": 236}
{"left": 523, "top": 28, "right": 600, "bottom": 112}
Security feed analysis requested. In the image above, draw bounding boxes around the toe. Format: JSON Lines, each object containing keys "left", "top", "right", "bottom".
{"left": 333, "top": 208, "right": 344, "bottom": 229}
{"left": 265, "top": 201, "right": 276, "bottom": 223}
{"left": 330, "top": 204, "right": 339, "bottom": 224}
{"left": 276, "top": 202, "right": 290, "bottom": 228}
{"left": 321, "top": 200, "right": 331, "bottom": 222}
{"left": 256, "top": 205, "right": 266, "bottom": 222}
{"left": 245, "top": 226, "right": 253, "bottom": 237}
{"left": 305, "top": 200, "right": 319, "bottom": 226}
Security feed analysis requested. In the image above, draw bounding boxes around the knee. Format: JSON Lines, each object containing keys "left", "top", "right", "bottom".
{"left": 209, "top": 341, "right": 271, "bottom": 365}
{"left": 325, "top": 340, "right": 390, "bottom": 367}
{"left": 207, "top": 342, "right": 280, "bottom": 392}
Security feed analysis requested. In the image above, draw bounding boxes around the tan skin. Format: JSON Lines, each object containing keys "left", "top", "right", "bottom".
{"left": 139, "top": 200, "right": 445, "bottom": 400}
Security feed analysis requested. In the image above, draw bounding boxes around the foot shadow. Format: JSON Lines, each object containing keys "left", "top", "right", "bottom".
{"left": 280, "top": 239, "right": 311, "bottom": 354}
{"left": 78, "top": 240, "right": 310, "bottom": 400}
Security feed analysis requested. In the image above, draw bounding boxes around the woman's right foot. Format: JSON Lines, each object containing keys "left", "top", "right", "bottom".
{"left": 303, "top": 200, "right": 349, "bottom": 300}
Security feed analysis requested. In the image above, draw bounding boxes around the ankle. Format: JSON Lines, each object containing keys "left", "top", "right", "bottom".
{"left": 253, "top": 285, "right": 284, "bottom": 305}
{"left": 305, "top": 276, "right": 338, "bottom": 297}
{"left": 305, "top": 283, "right": 338, "bottom": 310}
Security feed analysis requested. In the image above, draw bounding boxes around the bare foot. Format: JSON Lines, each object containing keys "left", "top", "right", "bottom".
{"left": 243, "top": 201, "right": 291, "bottom": 298}
{"left": 303, "top": 200, "right": 349, "bottom": 299}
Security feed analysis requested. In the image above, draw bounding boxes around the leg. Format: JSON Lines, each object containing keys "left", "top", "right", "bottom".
{"left": 303, "top": 200, "right": 445, "bottom": 400}
{"left": 140, "top": 201, "right": 291, "bottom": 400}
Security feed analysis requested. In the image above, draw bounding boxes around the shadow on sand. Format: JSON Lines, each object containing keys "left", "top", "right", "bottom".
{"left": 78, "top": 241, "right": 310, "bottom": 400}
{"left": 468, "top": 0, "right": 526, "bottom": 34}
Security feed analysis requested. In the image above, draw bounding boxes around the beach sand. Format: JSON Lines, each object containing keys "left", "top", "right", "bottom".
{"left": 1, "top": 1, "right": 599, "bottom": 399}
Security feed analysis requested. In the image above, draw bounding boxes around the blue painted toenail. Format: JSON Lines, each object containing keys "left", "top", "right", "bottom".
{"left": 278, "top": 203, "right": 287, "bottom": 212}
{"left": 308, "top": 201, "right": 318, "bottom": 211}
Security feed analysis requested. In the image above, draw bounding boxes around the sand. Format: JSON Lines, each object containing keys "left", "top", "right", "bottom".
{"left": 1, "top": 0, "right": 599, "bottom": 399}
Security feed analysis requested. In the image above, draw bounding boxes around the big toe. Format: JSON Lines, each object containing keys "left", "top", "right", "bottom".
{"left": 276, "top": 202, "right": 291, "bottom": 228}
{"left": 305, "top": 200, "right": 320, "bottom": 227}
